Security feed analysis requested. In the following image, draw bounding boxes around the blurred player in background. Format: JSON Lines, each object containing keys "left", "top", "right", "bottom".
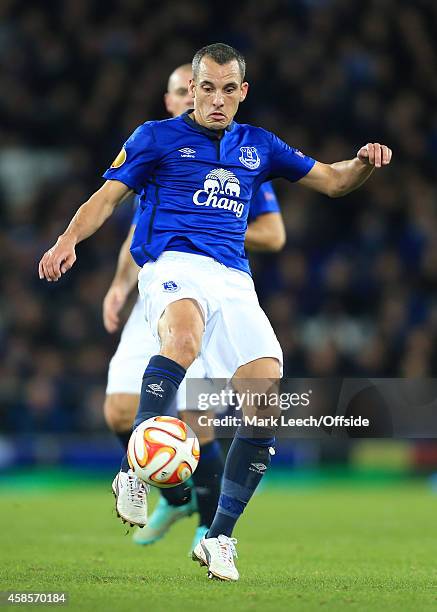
{"left": 39, "top": 43, "right": 392, "bottom": 581}
{"left": 102, "top": 64, "right": 286, "bottom": 551}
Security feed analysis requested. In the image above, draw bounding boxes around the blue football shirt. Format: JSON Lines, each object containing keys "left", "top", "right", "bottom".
{"left": 104, "top": 111, "right": 314, "bottom": 275}
{"left": 248, "top": 182, "right": 280, "bottom": 223}
{"left": 131, "top": 197, "right": 141, "bottom": 226}
{"left": 131, "top": 180, "right": 279, "bottom": 226}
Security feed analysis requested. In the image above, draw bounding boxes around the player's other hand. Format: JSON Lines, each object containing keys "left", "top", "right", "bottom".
{"left": 357, "top": 143, "right": 392, "bottom": 168}
{"left": 103, "top": 285, "right": 128, "bottom": 333}
{"left": 38, "top": 235, "right": 76, "bottom": 282}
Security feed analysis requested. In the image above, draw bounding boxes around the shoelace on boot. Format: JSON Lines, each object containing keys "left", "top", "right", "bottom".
{"left": 217, "top": 536, "right": 238, "bottom": 565}
{"left": 127, "top": 473, "right": 149, "bottom": 507}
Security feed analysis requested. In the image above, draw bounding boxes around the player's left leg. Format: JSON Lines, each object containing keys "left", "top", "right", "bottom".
{"left": 193, "top": 357, "right": 280, "bottom": 581}
{"left": 191, "top": 267, "right": 282, "bottom": 580}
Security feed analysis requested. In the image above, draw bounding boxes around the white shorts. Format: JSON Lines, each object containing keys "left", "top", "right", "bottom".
{"left": 106, "top": 297, "right": 206, "bottom": 412}
{"left": 138, "top": 251, "right": 283, "bottom": 378}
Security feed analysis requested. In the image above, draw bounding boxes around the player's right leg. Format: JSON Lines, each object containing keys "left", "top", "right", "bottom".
{"left": 132, "top": 359, "right": 211, "bottom": 546}
{"left": 114, "top": 297, "right": 203, "bottom": 526}
{"left": 106, "top": 392, "right": 198, "bottom": 538}
{"left": 106, "top": 297, "right": 199, "bottom": 527}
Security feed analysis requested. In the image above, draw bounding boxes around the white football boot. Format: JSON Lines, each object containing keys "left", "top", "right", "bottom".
{"left": 192, "top": 535, "right": 239, "bottom": 581}
{"left": 112, "top": 470, "right": 149, "bottom": 527}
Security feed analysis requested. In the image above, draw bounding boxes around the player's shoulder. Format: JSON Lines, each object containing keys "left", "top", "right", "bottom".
{"left": 259, "top": 180, "right": 274, "bottom": 193}
{"left": 145, "top": 115, "right": 184, "bottom": 130}
{"left": 256, "top": 180, "right": 278, "bottom": 204}
{"left": 233, "top": 121, "right": 274, "bottom": 145}
{"left": 129, "top": 115, "right": 184, "bottom": 141}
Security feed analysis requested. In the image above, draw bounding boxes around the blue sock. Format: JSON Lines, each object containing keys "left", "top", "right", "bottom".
{"left": 115, "top": 430, "right": 131, "bottom": 451}
{"left": 207, "top": 433, "right": 274, "bottom": 538}
{"left": 134, "top": 355, "right": 186, "bottom": 427}
{"left": 160, "top": 481, "right": 192, "bottom": 507}
{"left": 120, "top": 355, "right": 186, "bottom": 472}
{"left": 191, "top": 440, "right": 224, "bottom": 527}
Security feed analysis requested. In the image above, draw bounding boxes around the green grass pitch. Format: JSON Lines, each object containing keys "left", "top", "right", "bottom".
{"left": 1, "top": 473, "right": 437, "bottom": 611}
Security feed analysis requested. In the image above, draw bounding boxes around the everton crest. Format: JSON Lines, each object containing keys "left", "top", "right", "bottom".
{"left": 239, "top": 146, "right": 260, "bottom": 170}
{"left": 162, "top": 281, "right": 180, "bottom": 292}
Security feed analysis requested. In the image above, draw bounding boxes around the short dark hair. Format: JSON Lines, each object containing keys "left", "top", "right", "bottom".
{"left": 192, "top": 43, "right": 246, "bottom": 81}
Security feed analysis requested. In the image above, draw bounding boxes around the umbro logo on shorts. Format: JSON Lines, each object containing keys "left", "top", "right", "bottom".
{"left": 147, "top": 381, "right": 165, "bottom": 397}
{"left": 162, "top": 281, "right": 180, "bottom": 292}
{"left": 179, "top": 147, "right": 196, "bottom": 158}
{"left": 249, "top": 462, "right": 267, "bottom": 474}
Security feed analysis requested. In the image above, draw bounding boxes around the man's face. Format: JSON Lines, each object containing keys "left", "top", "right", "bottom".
{"left": 164, "top": 68, "right": 193, "bottom": 117}
{"left": 189, "top": 57, "right": 248, "bottom": 130}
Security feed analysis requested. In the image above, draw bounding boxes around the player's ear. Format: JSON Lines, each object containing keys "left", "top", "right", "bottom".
{"left": 188, "top": 79, "right": 196, "bottom": 98}
{"left": 164, "top": 93, "right": 172, "bottom": 114}
{"left": 240, "top": 81, "right": 249, "bottom": 102}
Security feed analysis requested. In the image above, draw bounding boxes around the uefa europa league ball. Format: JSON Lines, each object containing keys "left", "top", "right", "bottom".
{"left": 127, "top": 416, "right": 200, "bottom": 487}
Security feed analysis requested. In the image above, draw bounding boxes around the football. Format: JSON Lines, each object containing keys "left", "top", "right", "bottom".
{"left": 127, "top": 416, "right": 200, "bottom": 487}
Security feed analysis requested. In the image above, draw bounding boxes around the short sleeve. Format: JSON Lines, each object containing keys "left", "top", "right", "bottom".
{"left": 248, "top": 182, "right": 280, "bottom": 222}
{"left": 103, "top": 122, "right": 159, "bottom": 193}
{"left": 269, "top": 133, "right": 315, "bottom": 182}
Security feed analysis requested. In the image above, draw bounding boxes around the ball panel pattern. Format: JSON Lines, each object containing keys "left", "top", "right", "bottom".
{"left": 128, "top": 416, "right": 199, "bottom": 487}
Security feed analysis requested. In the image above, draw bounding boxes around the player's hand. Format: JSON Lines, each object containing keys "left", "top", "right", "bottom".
{"left": 103, "top": 285, "right": 128, "bottom": 333}
{"left": 357, "top": 143, "right": 392, "bottom": 168}
{"left": 38, "top": 235, "right": 77, "bottom": 282}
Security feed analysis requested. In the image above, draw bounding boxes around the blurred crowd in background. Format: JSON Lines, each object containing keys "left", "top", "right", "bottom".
{"left": 1, "top": 0, "right": 437, "bottom": 434}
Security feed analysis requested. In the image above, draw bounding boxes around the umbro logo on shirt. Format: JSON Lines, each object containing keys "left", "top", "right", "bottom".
{"left": 179, "top": 147, "right": 196, "bottom": 158}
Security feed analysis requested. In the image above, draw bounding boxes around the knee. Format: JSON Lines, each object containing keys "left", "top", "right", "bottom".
{"left": 192, "top": 422, "right": 215, "bottom": 446}
{"left": 181, "top": 410, "right": 215, "bottom": 445}
{"left": 161, "top": 329, "right": 201, "bottom": 369}
{"left": 104, "top": 394, "right": 137, "bottom": 432}
{"left": 198, "top": 431, "right": 215, "bottom": 446}
{"left": 236, "top": 427, "right": 276, "bottom": 450}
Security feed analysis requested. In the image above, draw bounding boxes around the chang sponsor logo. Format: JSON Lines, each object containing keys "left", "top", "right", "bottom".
{"left": 193, "top": 168, "right": 245, "bottom": 218}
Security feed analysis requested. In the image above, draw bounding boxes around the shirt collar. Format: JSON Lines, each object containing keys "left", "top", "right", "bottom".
{"left": 181, "top": 110, "right": 235, "bottom": 139}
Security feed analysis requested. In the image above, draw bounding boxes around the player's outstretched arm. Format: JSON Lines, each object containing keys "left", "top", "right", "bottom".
{"left": 103, "top": 224, "right": 140, "bottom": 333}
{"left": 299, "top": 143, "right": 392, "bottom": 197}
{"left": 245, "top": 212, "right": 286, "bottom": 252}
{"left": 39, "top": 180, "right": 131, "bottom": 282}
